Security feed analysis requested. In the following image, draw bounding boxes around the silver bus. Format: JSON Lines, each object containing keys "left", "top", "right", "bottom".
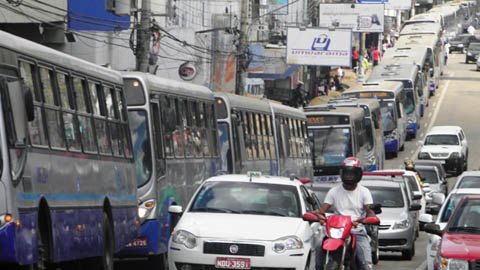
{"left": 215, "top": 92, "right": 312, "bottom": 180}
{"left": 368, "top": 64, "right": 424, "bottom": 139}
{"left": 305, "top": 105, "right": 370, "bottom": 180}
{"left": 342, "top": 82, "right": 406, "bottom": 158}
{"left": 121, "top": 72, "right": 220, "bottom": 266}
{"left": 0, "top": 30, "right": 137, "bottom": 269}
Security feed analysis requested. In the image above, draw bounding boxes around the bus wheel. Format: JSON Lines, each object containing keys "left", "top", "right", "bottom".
{"left": 101, "top": 212, "right": 114, "bottom": 270}
{"left": 148, "top": 253, "right": 168, "bottom": 269}
{"left": 30, "top": 204, "right": 53, "bottom": 270}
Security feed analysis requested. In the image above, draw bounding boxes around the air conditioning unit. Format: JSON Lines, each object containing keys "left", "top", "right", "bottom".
{"left": 105, "top": 0, "right": 137, "bottom": 16}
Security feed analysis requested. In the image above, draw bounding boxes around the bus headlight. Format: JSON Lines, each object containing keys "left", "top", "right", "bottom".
{"left": 138, "top": 199, "right": 156, "bottom": 222}
{"left": 0, "top": 214, "right": 13, "bottom": 228}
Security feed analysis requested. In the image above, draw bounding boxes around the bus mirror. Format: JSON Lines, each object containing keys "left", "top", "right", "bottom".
{"left": 429, "top": 68, "right": 434, "bottom": 78}
{"left": 7, "top": 80, "right": 28, "bottom": 147}
{"left": 24, "top": 86, "right": 35, "bottom": 122}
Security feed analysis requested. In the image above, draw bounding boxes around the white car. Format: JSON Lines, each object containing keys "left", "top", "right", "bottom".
{"left": 452, "top": 171, "right": 480, "bottom": 190}
{"left": 419, "top": 188, "right": 480, "bottom": 270}
{"left": 418, "top": 126, "right": 468, "bottom": 176}
{"left": 168, "top": 173, "right": 324, "bottom": 270}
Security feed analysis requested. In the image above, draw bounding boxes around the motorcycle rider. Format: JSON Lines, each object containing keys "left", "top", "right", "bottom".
{"left": 317, "top": 157, "right": 376, "bottom": 270}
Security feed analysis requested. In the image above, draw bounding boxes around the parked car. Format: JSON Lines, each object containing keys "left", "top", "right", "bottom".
{"left": 425, "top": 195, "right": 480, "bottom": 270}
{"left": 420, "top": 189, "right": 480, "bottom": 270}
{"left": 168, "top": 173, "right": 324, "bottom": 270}
{"left": 361, "top": 179, "right": 420, "bottom": 260}
{"left": 418, "top": 126, "right": 468, "bottom": 175}
{"left": 449, "top": 34, "right": 479, "bottom": 53}
{"left": 452, "top": 171, "right": 480, "bottom": 189}
{"left": 466, "top": 42, "right": 480, "bottom": 63}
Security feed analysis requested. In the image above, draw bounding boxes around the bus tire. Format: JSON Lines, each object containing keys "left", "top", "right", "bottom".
{"left": 30, "top": 202, "right": 53, "bottom": 270}
{"left": 148, "top": 253, "right": 168, "bottom": 270}
{"left": 89, "top": 212, "right": 115, "bottom": 270}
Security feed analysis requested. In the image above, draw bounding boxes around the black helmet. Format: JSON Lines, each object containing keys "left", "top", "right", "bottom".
{"left": 340, "top": 157, "right": 363, "bottom": 183}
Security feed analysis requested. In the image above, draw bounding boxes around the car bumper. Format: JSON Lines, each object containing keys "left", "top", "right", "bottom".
{"left": 169, "top": 240, "right": 309, "bottom": 270}
{"left": 378, "top": 226, "right": 414, "bottom": 251}
{"left": 466, "top": 55, "right": 478, "bottom": 61}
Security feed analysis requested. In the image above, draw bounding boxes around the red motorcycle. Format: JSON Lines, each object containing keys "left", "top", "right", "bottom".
{"left": 321, "top": 215, "right": 381, "bottom": 270}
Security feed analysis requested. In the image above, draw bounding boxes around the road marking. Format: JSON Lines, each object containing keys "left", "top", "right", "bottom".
{"left": 416, "top": 260, "right": 427, "bottom": 270}
{"left": 411, "top": 73, "right": 453, "bottom": 160}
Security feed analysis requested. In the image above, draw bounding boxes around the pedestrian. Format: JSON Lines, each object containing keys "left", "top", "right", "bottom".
{"left": 372, "top": 47, "right": 381, "bottom": 66}
{"left": 352, "top": 47, "right": 359, "bottom": 72}
{"left": 362, "top": 56, "right": 369, "bottom": 73}
{"left": 337, "top": 66, "right": 345, "bottom": 79}
{"left": 444, "top": 42, "right": 450, "bottom": 65}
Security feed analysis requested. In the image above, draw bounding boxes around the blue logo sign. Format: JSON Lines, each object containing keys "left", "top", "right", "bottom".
{"left": 311, "top": 34, "right": 331, "bottom": 51}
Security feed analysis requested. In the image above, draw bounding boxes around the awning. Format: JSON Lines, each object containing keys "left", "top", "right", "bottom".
{"left": 248, "top": 65, "right": 300, "bottom": 80}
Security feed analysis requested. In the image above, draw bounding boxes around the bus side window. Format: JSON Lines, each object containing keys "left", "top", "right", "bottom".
{"left": 261, "top": 114, "right": 270, "bottom": 159}
{"left": 199, "top": 102, "right": 209, "bottom": 157}
{"left": 206, "top": 103, "right": 217, "bottom": 157}
{"left": 89, "top": 82, "right": 111, "bottom": 155}
{"left": 266, "top": 115, "right": 276, "bottom": 159}
{"left": 20, "top": 61, "right": 48, "bottom": 146}
{"left": 57, "top": 72, "right": 81, "bottom": 152}
{"left": 255, "top": 114, "right": 265, "bottom": 160}
{"left": 151, "top": 98, "right": 166, "bottom": 175}
{"left": 174, "top": 98, "right": 186, "bottom": 158}
{"left": 73, "top": 77, "right": 97, "bottom": 153}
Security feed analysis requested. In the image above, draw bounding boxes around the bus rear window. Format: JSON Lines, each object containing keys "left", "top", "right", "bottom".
{"left": 215, "top": 97, "right": 228, "bottom": 119}
{"left": 124, "top": 78, "right": 146, "bottom": 106}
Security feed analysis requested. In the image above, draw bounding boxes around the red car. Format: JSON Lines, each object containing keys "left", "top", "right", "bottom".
{"left": 425, "top": 195, "right": 480, "bottom": 270}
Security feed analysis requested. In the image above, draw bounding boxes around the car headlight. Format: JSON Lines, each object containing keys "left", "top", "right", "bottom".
{"left": 138, "top": 199, "right": 156, "bottom": 222}
{"left": 418, "top": 152, "right": 430, "bottom": 159}
{"left": 437, "top": 256, "right": 469, "bottom": 270}
{"left": 430, "top": 237, "right": 440, "bottom": 253}
{"left": 468, "top": 52, "right": 472, "bottom": 56}
{"left": 450, "top": 152, "right": 461, "bottom": 159}
{"left": 272, "top": 236, "right": 304, "bottom": 253}
{"left": 458, "top": 44, "right": 464, "bottom": 47}
{"left": 329, "top": 228, "right": 345, "bottom": 239}
{"left": 392, "top": 219, "right": 410, "bottom": 229}
{"left": 171, "top": 230, "right": 197, "bottom": 249}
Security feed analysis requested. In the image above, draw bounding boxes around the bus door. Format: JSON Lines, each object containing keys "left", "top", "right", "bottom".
{"left": 402, "top": 80, "right": 421, "bottom": 139}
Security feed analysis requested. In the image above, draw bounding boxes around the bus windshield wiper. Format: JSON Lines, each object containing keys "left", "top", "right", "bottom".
{"left": 191, "top": 207, "right": 239, "bottom": 213}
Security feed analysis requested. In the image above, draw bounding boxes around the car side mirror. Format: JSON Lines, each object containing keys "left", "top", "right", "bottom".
{"left": 432, "top": 193, "right": 446, "bottom": 205}
{"left": 303, "top": 212, "right": 320, "bottom": 223}
{"left": 419, "top": 213, "right": 434, "bottom": 224}
{"left": 428, "top": 205, "right": 441, "bottom": 215}
{"left": 168, "top": 205, "right": 183, "bottom": 215}
{"left": 371, "top": 203, "right": 382, "bottom": 215}
{"left": 424, "top": 223, "right": 443, "bottom": 236}
{"left": 413, "top": 192, "right": 422, "bottom": 201}
{"left": 409, "top": 203, "right": 422, "bottom": 211}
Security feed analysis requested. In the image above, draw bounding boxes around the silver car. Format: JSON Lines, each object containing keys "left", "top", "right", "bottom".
{"left": 362, "top": 180, "right": 420, "bottom": 260}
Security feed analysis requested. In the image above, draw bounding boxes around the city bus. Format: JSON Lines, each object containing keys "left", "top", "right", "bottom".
{"left": 0, "top": 30, "right": 138, "bottom": 269}
{"left": 121, "top": 72, "right": 220, "bottom": 266}
{"left": 326, "top": 98, "right": 385, "bottom": 171}
{"left": 304, "top": 105, "right": 370, "bottom": 181}
{"left": 368, "top": 63, "right": 423, "bottom": 139}
{"left": 215, "top": 92, "right": 312, "bottom": 179}
{"left": 342, "top": 81, "right": 406, "bottom": 158}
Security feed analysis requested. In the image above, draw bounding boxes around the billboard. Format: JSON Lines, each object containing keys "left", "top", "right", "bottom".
{"left": 268, "top": 0, "right": 288, "bottom": 15}
{"left": 356, "top": 0, "right": 412, "bottom": 10}
{"left": 286, "top": 27, "right": 352, "bottom": 67}
{"left": 319, "top": 3, "right": 384, "bottom": 33}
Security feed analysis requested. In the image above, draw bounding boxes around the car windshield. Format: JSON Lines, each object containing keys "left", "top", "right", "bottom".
{"left": 457, "top": 176, "right": 480, "bottom": 189}
{"left": 406, "top": 175, "right": 421, "bottom": 192}
{"left": 440, "top": 195, "right": 463, "bottom": 223}
{"left": 309, "top": 127, "right": 352, "bottom": 167}
{"left": 424, "top": 134, "right": 459, "bottom": 145}
{"left": 469, "top": 43, "right": 480, "bottom": 50}
{"left": 190, "top": 181, "right": 301, "bottom": 217}
{"left": 311, "top": 187, "right": 335, "bottom": 213}
{"left": 448, "top": 200, "right": 480, "bottom": 234}
{"left": 416, "top": 168, "right": 439, "bottom": 184}
{"left": 380, "top": 101, "right": 397, "bottom": 133}
{"left": 369, "top": 187, "right": 405, "bottom": 208}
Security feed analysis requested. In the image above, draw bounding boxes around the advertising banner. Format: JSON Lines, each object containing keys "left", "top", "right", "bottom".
{"left": 319, "top": 3, "right": 384, "bottom": 33}
{"left": 286, "top": 27, "right": 352, "bottom": 67}
{"left": 356, "top": 0, "right": 412, "bottom": 10}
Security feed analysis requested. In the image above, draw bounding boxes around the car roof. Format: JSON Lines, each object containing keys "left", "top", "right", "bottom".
{"left": 361, "top": 180, "right": 401, "bottom": 188}
{"left": 426, "top": 126, "right": 462, "bottom": 135}
{"left": 458, "top": 171, "right": 480, "bottom": 177}
{"left": 205, "top": 174, "right": 301, "bottom": 187}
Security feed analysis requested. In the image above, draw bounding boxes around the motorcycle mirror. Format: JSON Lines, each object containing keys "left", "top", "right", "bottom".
{"left": 302, "top": 212, "right": 320, "bottom": 223}
{"left": 362, "top": 216, "right": 381, "bottom": 225}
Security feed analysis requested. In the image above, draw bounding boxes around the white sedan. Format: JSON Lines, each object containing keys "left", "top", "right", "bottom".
{"left": 168, "top": 173, "right": 324, "bottom": 270}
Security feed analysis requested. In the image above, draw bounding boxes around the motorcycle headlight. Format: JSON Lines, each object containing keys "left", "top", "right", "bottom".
{"left": 329, "top": 227, "right": 345, "bottom": 239}
{"left": 272, "top": 236, "right": 304, "bottom": 253}
{"left": 171, "top": 230, "right": 197, "bottom": 249}
{"left": 392, "top": 219, "right": 410, "bottom": 230}
{"left": 418, "top": 152, "right": 430, "bottom": 159}
{"left": 437, "top": 256, "right": 469, "bottom": 270}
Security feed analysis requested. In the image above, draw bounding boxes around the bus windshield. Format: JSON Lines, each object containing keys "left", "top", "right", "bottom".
{"left": 309, "top": 127, "right": 352, "bottom": 167}
{"left": 380, "top": 101, "right": 397, "bottom": 133}
{"left": 404, "top": 90, "right": 416, "bottom": 115}
{"left": 128, "top": 110, "right": 152, "bottom": 187}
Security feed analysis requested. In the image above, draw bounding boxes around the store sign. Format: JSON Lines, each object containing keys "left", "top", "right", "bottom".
{"left": 286, "top": 27, "right": 352, "bottom": 67}
{"left": 319, "top": 3, "right": 384, "bottom": 33}
{"left": 356, "top": 0, "right": 412, "bottom": 10}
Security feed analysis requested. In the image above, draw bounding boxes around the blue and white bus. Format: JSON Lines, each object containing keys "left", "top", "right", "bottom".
{"left": 368, "top": 63, "right": 424, "bottom": 139}
{"left": 342, "top": 82, "right": 407, "bottom": 158}
{"left": 121, "top": 72, "right": 220, "bottom": 266}
{"left": 0, "top": 30, "right": 138, "bottom": 269}
{"left": 214, "top": 92, "right": 312, "bottom": 179}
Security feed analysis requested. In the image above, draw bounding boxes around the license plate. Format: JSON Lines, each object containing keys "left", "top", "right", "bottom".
{"left": 215, "top": 257, "right": 251, "bottom": 269}
{"left": 125, "top": 237, "right": 148, "bottom": 248}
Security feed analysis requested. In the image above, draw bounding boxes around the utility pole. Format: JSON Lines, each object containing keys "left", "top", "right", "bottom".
{"left": 237, "top": 0, "right": 250, "bottom": 95}
{"left": 137, "top": 0, "right": 151, "bottom": 72}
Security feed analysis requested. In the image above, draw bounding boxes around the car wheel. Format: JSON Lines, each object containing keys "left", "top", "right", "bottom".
{"left": 466, "top": 59, "right": 469, "bottom": 64}
{"left": 401, "top": 244, "right": 414, "bottom": 260}
{"left": 456, "top": 161, "right": 464, "bottom": 176}
{"left": 372, "top": 246, "right": 380, "bottom": 265}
